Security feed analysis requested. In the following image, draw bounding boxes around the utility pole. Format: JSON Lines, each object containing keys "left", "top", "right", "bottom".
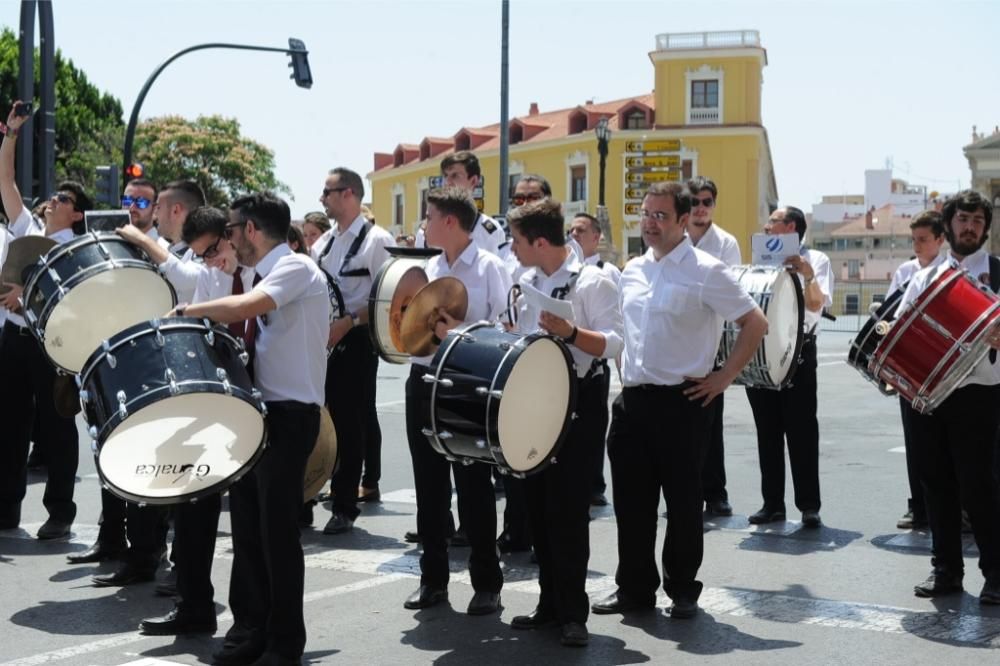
{"left": 498, "top": 0, "right": 510, "bottom": 216}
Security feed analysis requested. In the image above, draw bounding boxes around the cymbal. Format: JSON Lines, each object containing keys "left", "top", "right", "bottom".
{"left": 303, "top": 406, "right": 338, "bottom": 502}
{"left": 388, "top": 266, "right": 429, "bottom": 354}
{"left": 0, "top": 236, "right": 56, "bottom": 291}
{"left": 53, "top": 374, "right": 82, "bottom": 418}
{"left": 399, "top": 277, "right": 468, "bottom": 357}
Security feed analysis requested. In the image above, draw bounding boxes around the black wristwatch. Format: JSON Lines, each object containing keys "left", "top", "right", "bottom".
{"left": 563, "top": 326, "right": 578, "bottom": 345}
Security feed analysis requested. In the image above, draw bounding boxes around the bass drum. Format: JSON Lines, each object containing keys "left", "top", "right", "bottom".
{"left": 421, "top": 322, "right": 576, "bottom": 477}
{"left": 717, "top": 265, "right": 804, "bottom": 389}
{"left": 303, "top": 406, "right": 339, "bottom": 502}
{"left": 847, "top": 287, "right": 904, "bottom": 395}
{"left": 368, "top": 247, "right": 441, "bottom": 363}
{"left": 79, "top": 317, "right": 266, "bottom": 505}
{"left": 22, "top": 232, "right": 176, "bottom": 374}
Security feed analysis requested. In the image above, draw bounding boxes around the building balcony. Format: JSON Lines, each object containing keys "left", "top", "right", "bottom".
{"left": 562, "top": 200, "right": 588, "bottom": 217}
{"left": 688, "top": 107, "right": 721, "bottom": 125}
{"left": 655, "top": 30, "right": 760, "bottom": 51}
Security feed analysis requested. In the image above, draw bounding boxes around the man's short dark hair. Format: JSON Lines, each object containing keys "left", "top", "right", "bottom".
{"left": 573, "top": 212, "right": 601, "bottom": 235}
{"left": 507, "top": 198, "right": 565, "bottom": 246}
{"left": 942, "top": 189, "right": 992, "bottom": 237}
{"left": 161, "top": 179, "right": 206, "bottom": 211}
{"left": 440, "top": 151, "right": 481, "bottom": 180}
{"left": 910, "top": 210, "right": 944, "bottom": 238}
{"left": 646, "top": 182, "right": 692, "bottom": 218}
{"left": 58, "top": 180, "right": 93, "bottom": 213}
{"left": 125, "top": 178, "right": 158, "bottom": 199}
{"left": 303, "top": 211, "right": 331, "bottom": 234}
{"left": 329, "top": 167, "right": 365, "bottom": 200}
{"left": 686, "top": 176, "right": 718, "bottom": 200}
{"left": 181, "top": 206, "right": 227, "bottom": 245}
{"left": 781, "top": 206, "right": 808, "bottom": 240}
{"left": 426, "top": 186, "right": 477, "bottom": 233}
{"left": 518, "top": 173, "right": 551, "bottom": 196}
{"left": 230, "top": 192, "right": 291, "bottom": 242}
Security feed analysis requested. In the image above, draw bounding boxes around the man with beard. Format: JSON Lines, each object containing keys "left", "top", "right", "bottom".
{"left": 122, "top": 178, "right": 159, "bottom": 240}
{"left": 896, "top": 190, "right": 1000, "bottom": 604}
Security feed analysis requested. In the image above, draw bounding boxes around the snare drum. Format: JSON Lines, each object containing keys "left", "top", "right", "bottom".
{"left": 22, "top": 232, "right": 177, "bottom": 374}
{"left": 870, "top": 267, "right": 1000, "bottom": 413}
{"left": 368, "top": 247, "right": 441, "bottom": 363}
{"left": 79, "top": 317, "right": 267, "bottom": 504}
{"left": 717, "top": 265, "right": 804, "bottom": 389}
{"left": 421, "top": 322, "right": 576, "bottom": 477}
{"left": 847, "top": 287, "right": 905, "bottom": 395}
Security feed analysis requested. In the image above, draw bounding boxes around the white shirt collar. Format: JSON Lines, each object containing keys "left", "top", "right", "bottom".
{"left": 255, "top": 242, "right": 292, "bottom": 278}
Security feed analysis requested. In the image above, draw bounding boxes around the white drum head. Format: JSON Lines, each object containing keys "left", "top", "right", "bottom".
{"left": 97, "top": 392, "right": 265, "bottom": 501}
{"left": 45, "top": 267, "right": 175, "bottom": 373}
{"left": 762, "top": 270, "right": 801, "bottom": 384}
{"left": 497, "top": 338, "right": 571, "bottom": 472}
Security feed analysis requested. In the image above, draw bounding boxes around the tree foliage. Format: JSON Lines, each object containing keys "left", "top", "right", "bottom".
{"left": 134, "top": 115, "right": 290, "bottom": 208}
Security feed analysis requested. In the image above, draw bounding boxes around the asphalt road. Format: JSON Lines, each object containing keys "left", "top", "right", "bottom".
{"left": 1, "top": 331, "right": 998, "bottom": 665}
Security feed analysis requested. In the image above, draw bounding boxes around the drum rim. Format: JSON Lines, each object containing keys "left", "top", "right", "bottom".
{"left": 847, "top": 287, "right": 905, "bottom": 371}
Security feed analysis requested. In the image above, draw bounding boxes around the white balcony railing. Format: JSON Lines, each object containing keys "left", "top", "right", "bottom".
{"left": 688, "top": 108, "right": 721, "bottom": 124}
{"left": 562, "top": 200, "right": 588, "bottom": 217}
{"left": 655, "top": 30, "right": 760, "bottom": 51}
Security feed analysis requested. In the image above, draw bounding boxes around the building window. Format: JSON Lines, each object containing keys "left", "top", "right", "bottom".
{"left": 393, "top": 193, "right": 404, "bottom": 228}
{"left": 508, "top": 174, "right": 521, "bottom": 199}
{"left": 624, "top": 110, "right": 647, "bottom": 129}
{"left": 570, "top": 166, "right": 587, "bottom": 202}
{"left": 872, "top": 237, "right": 881, "bottom": 248}
{"left": 835, "top": 238, "right": 848, "bottom": 251}
{"left": 691, "top": 80, "right": 719, "bottom": 108}
{"left": 844, "top": 293, "right": 860, "bottom": 315}
{"left": 419, "top": 189, "right": 428, "bottom": 221}
{"left": 848, "top": 259, "right": 860, "bottom": 278}
{"left": 681, "top": 159, "right": 693, "bottom": 181}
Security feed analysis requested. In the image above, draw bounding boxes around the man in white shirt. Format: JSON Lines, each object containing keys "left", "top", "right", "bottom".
{"left": 440, "top": 151, "right": 506, "bottom": 255}
{"left": 895, "top": 191, "right": 1000, "bottom": 604}
{"left": 507, "top": 198, "right": 623, "bottom": 646}
{"left": 0, "top": 102, "right": 87, "bottom": 539}
{"left": 745, "top": 207, "right": 832, "bottom": 528}
{"left": 402, "top": 187, "right": 511, "bottom": 616}
{"left": 686, "top": 176, "right": 742, "bottom": 518}
{"left": 122, "top": 177, "right": 159, "bottom": 240}
{"left": 593, "top": 182, "right": 767, "bottom": 619}
{"left": 173, "top": 192, "right": 329, "bottom": 664}
{"left": 888, "top": 210, "right": 945, "bottom": 532}
{"left": 311, "top": 167, "right": 395, "bottom": 534}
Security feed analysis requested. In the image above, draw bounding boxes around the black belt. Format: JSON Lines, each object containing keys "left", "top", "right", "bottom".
{"left": 4, "top": 320, "right": 32, "bottom": 336}
{"left": 627, "top": 380, "right": 695, "bottom": 392}
{"left": 265, "top": 400, "right": 320, "bottom": 413}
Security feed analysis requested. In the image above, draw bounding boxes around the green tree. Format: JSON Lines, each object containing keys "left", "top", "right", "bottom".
{"left": 134, "top": 115, "right": 290, "bottom": 207}
{"left": 0, "top": 27, "right": 125, "bottom": 199}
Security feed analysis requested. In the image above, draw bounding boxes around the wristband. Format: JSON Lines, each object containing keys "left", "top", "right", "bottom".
{"left": 564, "top": 326, "right": 578, "bottom": 345}
{"left": 175, "top": 306, "right": 186, "bottom": 317}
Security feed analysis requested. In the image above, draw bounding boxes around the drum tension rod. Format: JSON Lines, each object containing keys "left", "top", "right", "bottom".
{"left": 217, "top": 368, "right": 232, "bottom": 395}
{"left": 103, "top": 340, "right": 117, "bottom": 369}
{"left": 421, "top": 374, "right": 453, "bottom": 387}
{"left": 116, "top": 390, "right": 128, "bottom": 419}
{"left": 474, "top": 386, "right": 503, "bottom": 399}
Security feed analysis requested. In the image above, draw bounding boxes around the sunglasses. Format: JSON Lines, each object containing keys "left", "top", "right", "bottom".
{"left": 322, "top": 186, "right": 350, "bottom": 197}
{"left": 196, "top": 236, "right": 223, "bottom": 260}
{"left": 223, "top": 221, "right": 247, "bottom": 239}
{"left": 693, "top": 196, "right": 715, "bottom": 208}
{"left": 511, "top": 192, "right": 545, "bottom": 206}
{"left": 121, "top": 195, "right": 152, "bottom": 209}
{"left": 53, "top": 192, "right": 77, "bottom": 207}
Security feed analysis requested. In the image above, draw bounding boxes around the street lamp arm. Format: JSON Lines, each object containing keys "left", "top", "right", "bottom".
{"left": 122, "top": 42, "right": 307, "bottom": 180}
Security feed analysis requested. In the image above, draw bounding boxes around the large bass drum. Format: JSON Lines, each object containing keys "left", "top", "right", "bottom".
{"left": 368, "top": 247, "right": 441, "bottom": 363}
{"left": 22, "top": 232, "right": 177, "bottom": 374}
{"left": 79, "top": 317, "right": 266, "bottom": 505}
{"left": 421, "top": 322, "right": 576, "bottom": 478}
{"left": 717, "top": 265, "right": 804, "bottom": 389}
{"left": 847, "top": 286, "right": 904, "bottom": 395}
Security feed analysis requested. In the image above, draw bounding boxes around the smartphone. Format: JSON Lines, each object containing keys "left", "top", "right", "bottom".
{"left": 84, "top": 210, "right": 130, "bottom": 233}
{"left": 13, "top": 101, "right": 33, "bottom": 117}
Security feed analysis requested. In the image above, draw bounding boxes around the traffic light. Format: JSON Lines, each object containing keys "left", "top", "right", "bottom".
{"left": 94, "top": 164, "right": 120, "bottom": 207}
{"left": 124, "top": 162, "right": 145, "bottom": 182}
{"left": 287, "top": 38, "right": 312, "bottom": 89}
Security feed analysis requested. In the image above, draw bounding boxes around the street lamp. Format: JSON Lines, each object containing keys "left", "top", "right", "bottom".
{"left": 594, "top": 116, "right": 616, "bottom": 261}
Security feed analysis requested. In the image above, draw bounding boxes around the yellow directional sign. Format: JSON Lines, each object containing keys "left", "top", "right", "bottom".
{"left": 625, "top": 187, "right": 649, "bottom": 199}
{"left": 626, "top": 171, "right": 681, "bottom": 183}
{"left": 625, "top": 155, "right": 680, "bottom": 168}
{"left": 625, "top": 139, "right": 681, "bottom": 153}
{"left": 624, "top": 203, "right": 642, "bottom": 216}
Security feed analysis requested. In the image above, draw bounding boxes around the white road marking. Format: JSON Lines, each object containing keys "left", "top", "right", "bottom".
{"left": 819, "top": 361, "right": 845, "bottom": 367}
{"left": 888, "top": 446, "right": 906, "bottom": 453}
{"left": 378, "top": 488, "right": 418, "bottom": 504}
{"left": 375, "top": 399, "right": 406, "bottom": 409}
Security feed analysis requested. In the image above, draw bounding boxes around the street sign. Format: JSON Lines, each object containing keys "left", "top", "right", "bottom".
{"left": 626, "top": 171, "right": 681, "bottom": 183}
{"left": 625, "top": 139, "right": 681, "bottom": 153}
{"left": 429, "top": 176, "right": 444, "bottom": 188}
{"left": 625, "top": 155, "right": 680, "bottom": 168}
{"left": 625, "top": 187, "right": 649, "bottom": 199}
{"left": 624, "top": 203, "right": 642, "bottom": 216}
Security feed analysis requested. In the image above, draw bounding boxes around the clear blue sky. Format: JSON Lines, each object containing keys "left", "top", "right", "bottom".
{"left": 7, "top": 0, "right": 999, "bottom": 217}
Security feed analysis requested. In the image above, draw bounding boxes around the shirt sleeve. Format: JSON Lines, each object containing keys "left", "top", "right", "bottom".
{"left": 484, "top": 255, "right": 513, "bottom": 322}
{"left": 255, "top": 257, "right": 312, "bottom": 309}
{"left": 723, "top": 237, "right": 742, "bottom": 266}
{"left": 812, "top": 251, "right": 834, "bottom": 308}
{"left": 192, "top": 268, "right": 213, "bottom": 304}
{"left": 8, "top": 207, "right": 34, "bottom": 238}
{"left": 366, "top": 228, "right": 396, "bottom": 277}
{"left": 580, "top": 270, "right": 624, "bottom": 359}
{"left": 701, "top": 262, "right": 758, "bottom": 322}
{"left": 159, "top": 252, "right": 204, "bottom": 302}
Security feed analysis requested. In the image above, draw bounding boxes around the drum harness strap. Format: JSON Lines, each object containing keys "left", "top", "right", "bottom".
{"left": 545, "top": 270, "right": 607, "bottom": 381}
{"left": 989, "top": 255, "right": 1000, "bottom": 364}
{"left": 317, "top": 220, "right": 373, "bottom": 278}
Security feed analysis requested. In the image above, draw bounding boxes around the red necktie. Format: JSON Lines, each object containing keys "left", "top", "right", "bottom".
{"left": 244, "top": 272, "right": 262, "bottom": 355}
{"left": 228, "top": 267, "right": 246, "bottom": 339}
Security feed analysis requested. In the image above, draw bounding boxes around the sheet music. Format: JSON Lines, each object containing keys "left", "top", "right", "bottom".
{"left": 520, "top": 280, "right": 575, "bottom": 321}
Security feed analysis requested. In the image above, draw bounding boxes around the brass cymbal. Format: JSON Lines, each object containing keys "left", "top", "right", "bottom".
{"left": 399, "top": 277, "right": 468, "bottom": 357}
{"left": 53, "top": 374, "right": 82, "bottom": 418}
{"left": 388, "top": 266, "right": 429, "bottom": 354}
{"left": 0, "top": 236, "right": 57, "bottom": 291}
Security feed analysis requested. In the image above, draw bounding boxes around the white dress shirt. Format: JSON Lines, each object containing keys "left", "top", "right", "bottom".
{"left": 311, "top": 214, "right": 395, "bottom": 316}
{"left": 252, "top": 243, "right": 330, "bottom": 405}
{"left": 6, "top": 207, "right": 75, "bottom": 328}
{"left": 0, "top": 223, "right": 12, "bottom": 327}
{"left": 159, "top": 244, "right": 203, "bottom": 305}
{"left": 472, "top": 213, "right": 504, "bottom": 256}
{"left": 692, "top": 223, "right": 741, "bottom": 267}
{"left": 897, "top": 249, "right": 1000, "bottom": 388}
{"left": 515, "top": 251, "right": 623, "bottom": 379}
{"left": 192, "top": 264, "right": 255, "bottom": 304}
{"left": 583, "top": 253, "right": 622, "bottom": 286}
{"left": 799, "top": 247, "right": 833, "bottom": 335}
{"left": 888, "top": 254, "right": 945, "bottom": 295}
{"left": 620, "top": 239, "right": 758, "bottom": 387}
{"left": 411, "top": 240, "right": 512, "bottom": 366}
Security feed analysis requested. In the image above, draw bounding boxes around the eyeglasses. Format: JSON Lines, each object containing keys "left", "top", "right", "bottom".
{"left": 511, "top": 192, "right": 545, "bottom": 206}
{"left": 121, "top": 195, "right": 152, "bottom": 209}
{"left": 322, "top": 187, "right": 350, "bottom": 197}
{"left": 196, "top": 236, "right": 223, "bottom": 260}
{"left": 693, "top": 196, "right": 715, "bottom": 208}
{"left": 52, "top": 192, "right": 77, "bottom": 207}
{"left": 640, "top": 209, "right": 669, "bottom": 221}
{"left": 223, "top": 221, "right": 247, "bottom": 239}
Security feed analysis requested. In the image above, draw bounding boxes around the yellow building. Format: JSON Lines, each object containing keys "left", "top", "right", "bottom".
{"left": 368, "top": 30, "right": 778, "bottom": 261}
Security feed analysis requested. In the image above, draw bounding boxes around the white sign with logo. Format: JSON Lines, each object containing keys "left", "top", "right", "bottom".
{"left": 751, "top": 232, "right": 800, "bottom": 266}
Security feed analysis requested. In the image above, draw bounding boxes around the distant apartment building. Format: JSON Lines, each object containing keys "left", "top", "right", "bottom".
{"left": 964, "top": 125, "right": 1000, "bottom": 254}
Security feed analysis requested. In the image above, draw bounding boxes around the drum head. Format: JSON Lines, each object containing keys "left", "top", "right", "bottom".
{"left": 761, "top": 270, "right": 802, "bottom": 385}
{"left": 496, "top": 337, "right": 572, "bottom": 472}
{"left": 97, "top": 393, "right": 265, "bottom": 503}
{"left": 44, "top": 267, "right": 175, "bottom": 374}
{"left": 303, "top": 406, "right": 338, "bottom": 501}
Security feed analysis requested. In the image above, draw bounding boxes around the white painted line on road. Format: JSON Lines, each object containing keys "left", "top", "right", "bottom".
{"left": 888, "top": 446, "right": 906, "bottom": 453}
{"left": 117, "top": 659, "right": 186, "bottom": 666}
{"left": 818, "top": 361, "right": 845, "bottom": 367}
{"left": 817, "top": 352, "right": 846, "bottom": 359}
{"left": 376, "top": 399, "right": 406, "bottom": 409}
{"left": 379, "top": 488, "right": 418, "bottom": 504}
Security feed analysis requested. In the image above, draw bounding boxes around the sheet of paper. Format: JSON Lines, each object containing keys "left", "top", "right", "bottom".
{"left": 520, "top": 280, "right": 575, "bottom": 321}
{"left": 751, "top": 232, "right": 800, "bottom": 266}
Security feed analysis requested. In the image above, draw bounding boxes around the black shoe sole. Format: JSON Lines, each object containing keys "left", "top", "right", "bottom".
{"left": 139, "top": 622, "right": 217, "bottom": 636}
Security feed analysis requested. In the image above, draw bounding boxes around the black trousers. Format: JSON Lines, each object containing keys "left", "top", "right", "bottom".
{"left": 525, "top": 376, "right": 597, "bottom": 624}
{"left": 909, "top": 383, "right": 1000, "bottom": 576}
{"left": 899, "top": 396, "right": 927, "bottom": 522}
{"left": 173, "top": 493, "right": 222, "bottom": 614}
{"left": 326, "top": 326, "right": 379, "bottom": 519}
{"left": 607, "top": 383, "right": 716, "bottom": 602}
{"left": 405, "top": 365, "right": 501, "bottom": 592}
{"left": 0, "top": 321, "right": 78, "bottom": 525}
{"left": 701, "top": 390, "right": 728, "bottom": 503}
{"left": 361, "top": 390, "right": 382, "bottom": 489}
{"left": 589, "top": 367, "right": 611, "bottom": 496}
{"left": 228, "top": 403, "right": 318, "bottom": 659}
{"left": 745, "top": 338, "right": 820, "bottom": 512}
{"left": 96, "top": 488, "right": 168, "bottom": 569}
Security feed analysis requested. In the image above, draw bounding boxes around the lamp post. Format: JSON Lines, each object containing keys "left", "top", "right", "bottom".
{"left": 594, "top": 116, "right": 617, "bottom": 262}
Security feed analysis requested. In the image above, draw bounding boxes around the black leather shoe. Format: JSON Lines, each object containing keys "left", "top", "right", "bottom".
{"left": 590, "top": 493, "right": 609, "bottom": 507}
{"left": 212, "top": 637, "right": 265, "bottom": 666}
{"left": 980, "top": 574, "right": 1000, "bottom": 605}
{"left": 404, "top": 585, "right": 448, "bottom": 610}
{"left": 357, "top": 486, "right": 381, "bottom": 503}
{"left": 914, "top": 569, "right": 963, "bottom": 597}
{"left": 299, "top": 503, "right": 314, "bottom": 527}
{"left": 560, "top": 622, "right": 589, "bottom": 647}
{"left": 591, "top": 590, "right": 655, "bottom": 615}
{"left": 139, "top": 607, "right": 216, "bottom": 635}
{"left": 801, "top": 510, "right": 822, "bottom": 528}
{"left": 322, "top": 513, "right": 354, "bottom": 535}
{"left": 404, "top": 530, "right": 422, "bottom": 544}
{"left": 67, "top": 541, "right": 126, "bottom": 564}
{"left": 669, "top": 598, "right": 699, "bottom": 619}
{"left": 36, "top": 519, "right": 72, "bottom": 540}
{"left": 497, "top": 532, "right": 531, "bottom": 554}
{"left": 93, "top": 563, "right": 157, "bottom": 587}
{"left": 248, "top": 652, "right": 301, "bottom": 666}
{"left": 450, "top": 528, "right": 469, "bottom": 547}
{"left": 511, "top": 607, "right": 557, "bottom": 630}
{"left": 748, "top": 507, "right": 786, "bottom": 525}
{"left": 705, "top": 500, "right": 733, "bottom": 517}
{"left": 467, "top": 591, "right": 501, "bottom": 615}
{"left": 155, "top": 567, "right": 178, "bottom": 597}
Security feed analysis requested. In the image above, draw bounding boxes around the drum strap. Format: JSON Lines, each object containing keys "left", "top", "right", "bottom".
{"left": 318, "top": 221, "right": 372, "bottom": 278}
{"left": 989, "top": 255, "right": 1000, "bottom": 364}
{"left": 596, "top": 259, "right": 604, "bottom": 269}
